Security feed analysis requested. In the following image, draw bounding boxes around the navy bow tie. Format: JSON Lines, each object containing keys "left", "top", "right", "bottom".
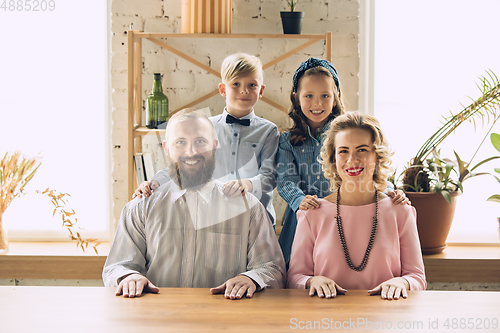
{"left": 226, "top": 114, "right": 250, "bottom": 126}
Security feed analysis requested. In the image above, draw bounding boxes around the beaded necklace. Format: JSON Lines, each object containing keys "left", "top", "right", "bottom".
{"left": 335, "top": 189, "right": 378, "bottom": 272}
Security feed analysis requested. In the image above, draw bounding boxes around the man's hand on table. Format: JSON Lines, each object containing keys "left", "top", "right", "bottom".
{"left": 116, "top": 273, "right": 159, "bottom": 298}
{"left": 210, "top": 275, "right": 258, "bottom": 300}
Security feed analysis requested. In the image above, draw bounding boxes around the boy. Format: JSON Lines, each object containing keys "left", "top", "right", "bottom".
{"left": 134, "top": 53, "right": 279, "bottom": 225}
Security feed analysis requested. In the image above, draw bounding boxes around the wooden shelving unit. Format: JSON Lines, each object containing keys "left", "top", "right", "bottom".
{"left": 127, "top": 31, "right": 333, "bottom": 198}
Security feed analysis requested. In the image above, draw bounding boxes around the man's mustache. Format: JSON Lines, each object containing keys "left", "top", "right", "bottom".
{"left": 177, "top": 154, "right": 206, "bottom": 163}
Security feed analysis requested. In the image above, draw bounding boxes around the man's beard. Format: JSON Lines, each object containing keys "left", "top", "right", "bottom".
{"left": 167, "top": 152, "right": 216, "bottom": 190}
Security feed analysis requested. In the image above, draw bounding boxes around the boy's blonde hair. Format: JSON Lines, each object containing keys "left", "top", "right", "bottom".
{"left": 221, "top": 53, "right": 263, "bottom": 85}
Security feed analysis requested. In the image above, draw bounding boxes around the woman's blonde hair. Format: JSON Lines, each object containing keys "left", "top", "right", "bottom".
{"left": 319, "top": 112, "right": 393, "bottom": 192}
{"left": 221, "top": 53, "right": 263, "bottom": 85}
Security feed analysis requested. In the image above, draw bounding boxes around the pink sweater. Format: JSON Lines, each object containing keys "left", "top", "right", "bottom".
{"left": 287, "top": 198, "right": 427, "bottom": 291}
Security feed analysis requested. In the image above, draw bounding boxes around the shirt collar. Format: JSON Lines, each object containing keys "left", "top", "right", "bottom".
{"left": 170, "top": 183, "right": 186, "bottom": 203}
{"left": 189, "top": 180, "right": 215, "bottom": 203}
{"left": 306, "top": 118, "right": 332, "bottom": 140}
{"left": 222, "top": 108, "right": 255, "bottom": 122}
{"left": 170, "top": 180, "right": 215, "bottom": 204}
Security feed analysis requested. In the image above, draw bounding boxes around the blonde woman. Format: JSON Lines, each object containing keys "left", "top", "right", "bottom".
{"left": 287, "top": 112, "right": 426, "bottom": 300}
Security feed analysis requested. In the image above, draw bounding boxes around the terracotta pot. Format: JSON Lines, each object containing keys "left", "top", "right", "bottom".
{"left": 406, "top": 192, "right": 459, "bottom": 255}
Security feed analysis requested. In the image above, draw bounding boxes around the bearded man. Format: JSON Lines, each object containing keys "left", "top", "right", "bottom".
{"left": 103, "top": 109, "right": 285, "bottom": 299}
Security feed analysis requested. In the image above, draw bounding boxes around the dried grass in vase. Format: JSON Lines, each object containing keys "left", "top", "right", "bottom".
{"left": 36, "top": 188, "right": 101, "bottom": 254}
{"left": 0, "top": 151, "right": 100, "bottom": 254}
{"left": 0, "top": 151, "right": 41, "bottom": 252}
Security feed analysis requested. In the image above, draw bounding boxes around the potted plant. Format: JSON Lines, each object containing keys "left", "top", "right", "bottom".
{"left": 280, "top": 0, "right": 304, "bottom": 34}
{"left": 399, "top": 71, "right": 500, "bottom": 254}
{"left": 486, "top": 132, "right": 500, "bottom": 243}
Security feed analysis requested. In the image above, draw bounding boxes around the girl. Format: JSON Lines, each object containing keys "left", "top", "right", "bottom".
{"left": 277, "top": 58, "right": 407, "bottom": 267}
{"left": 286, "top": 112, "right": 426, "bottom": 299}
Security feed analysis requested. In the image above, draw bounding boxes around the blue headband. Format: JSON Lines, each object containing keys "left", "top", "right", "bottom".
{"left": 292, "top": 57, "right": 340, "bottom": 93}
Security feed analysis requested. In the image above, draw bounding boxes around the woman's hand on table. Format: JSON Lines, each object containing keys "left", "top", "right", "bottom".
{"left": 307, "top": 276, "right": 346, "bottom": 298}
{"left": 368, "top": 277, "right": 410, "bottom": 300}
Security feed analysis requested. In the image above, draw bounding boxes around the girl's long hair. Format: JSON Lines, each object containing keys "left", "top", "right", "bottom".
{"left": 287, "top": 67, "right": 346, "bottom": 146}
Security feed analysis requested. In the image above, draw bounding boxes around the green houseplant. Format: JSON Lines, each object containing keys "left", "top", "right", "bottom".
{"left": 280, "top": 0, "right": 304, "bottom": 34}
{"left": 400, "top": 71, "right": 500, "bottom": 254}
{"left": 486, "top": 133, "right": 500, "bottom": 203}
{"left": 486, "top": 133, "right": 500, "bottom": 243}
{"left": 403, "top": 71, "right": 500, "bottom": 196}
{"left": 286, "top": 0, "right": 300, "bottom": 11}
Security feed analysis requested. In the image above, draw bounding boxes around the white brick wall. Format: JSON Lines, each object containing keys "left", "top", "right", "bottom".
{"left": 112, "top": 0, "right": 164, "bottom": 17}
{"left": 110, "top": 0, "right": 360, "bottom": 229}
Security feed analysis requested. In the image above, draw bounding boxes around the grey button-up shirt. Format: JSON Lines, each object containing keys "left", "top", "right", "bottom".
{"left": 103, "top": 180, "right": 285, "bottom": 289}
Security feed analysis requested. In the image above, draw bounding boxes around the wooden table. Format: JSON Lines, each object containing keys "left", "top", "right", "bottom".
{"left": 1, "top": 287, "right": 499, "bottom": 332}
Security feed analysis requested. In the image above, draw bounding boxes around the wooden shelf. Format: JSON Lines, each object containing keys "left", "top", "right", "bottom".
{"left": 139, "top": 33, "right": 333, "bottom": 39}
{"left": 133, "top": 126, "right": 165, "bottom": 137}
{"left": 127, "top": 31, "right": 333, "bottom": 198}
{"left": 423, "top": 244, "right": 500, "bottom": 259}
{"left": 0, "top": 242, "right": 110, "bottom": 280}
{"left": 423, "top": 244, "right": 500, "bottom": 283}
{"left": 1, "top": 242, "right": 499, "bottom": 283}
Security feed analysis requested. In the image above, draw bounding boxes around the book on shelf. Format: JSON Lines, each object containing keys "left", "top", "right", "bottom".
{"left": 134, "top": 154, "right": 146, "bottom": 186}
{"left": 142, "top": 152, "right": 156, "bottom": 181}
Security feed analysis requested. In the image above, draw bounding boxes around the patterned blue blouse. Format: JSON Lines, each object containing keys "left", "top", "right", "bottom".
{"left": 277, "top": 121, "right": 333, "bottom": 212}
